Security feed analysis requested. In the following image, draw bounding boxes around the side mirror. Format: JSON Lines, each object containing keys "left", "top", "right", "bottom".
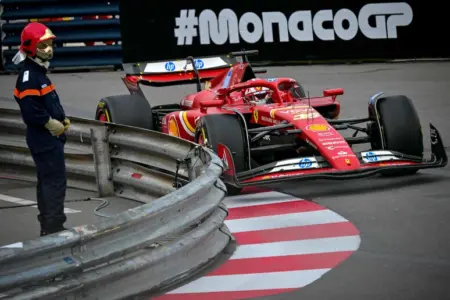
{"left": 323, "top": 88, "right": 344, "bottom": 97}
{"left": 200, "top": 100, "right": 224, "bottom": 108}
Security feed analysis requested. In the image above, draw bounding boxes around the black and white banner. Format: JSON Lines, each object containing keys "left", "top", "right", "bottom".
{"left": 119, "top": 0, "right": 448, "bottom": 63}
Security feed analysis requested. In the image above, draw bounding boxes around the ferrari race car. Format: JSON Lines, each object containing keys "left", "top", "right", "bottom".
{"left": 95, "top": 50, "right": 448, "bottom": 195}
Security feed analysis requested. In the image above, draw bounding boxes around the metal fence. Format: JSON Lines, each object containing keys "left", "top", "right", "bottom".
{"left": 0, "top": 108, "right": 233, "bottom": 299}
{"left": 0, "top": 0, "right": 122, "bottom": 72}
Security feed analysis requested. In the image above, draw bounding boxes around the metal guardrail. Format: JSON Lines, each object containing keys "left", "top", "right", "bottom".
{"left": 0, "top": 108, "right": 233, "bottom": 299}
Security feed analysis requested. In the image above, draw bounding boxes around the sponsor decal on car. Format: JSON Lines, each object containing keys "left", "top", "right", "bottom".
{"left": 261, "top": 115, "right": 280, "bottom": 124}
{"left": 269, "top": 105, "right": 309, "bottom": 117}
{"left": 194, "top": 59, "right": 204, "bottom": 69}
{"left": 253, "top": 110, "right": 258, "bottom": 122}
{"left": 298, "top": 158, "right": 314, "bottom": 168}
{"left": 144, "top": 57, "right": 228, "bottom": 73}
{"left": 331, "top": 151, "right": 357, "bottom": 160}
{"left": 319, "top": 137, "right": 342, "bottom": 142}
{"left": 270, "top": 157, "right": 320, "bottom": 173}
{"left": 293, "top": 112, "right": 321, "bottom": 120}
{"left": 317, "top": 132, "right": 334, "bottom": 137}
{"left": 179, "top": 111, "right": 195, "bottom": 137}
{"left": 363, "top": 151, "right": 378, "bottom": 162}
{"left": 361, "top": 150, "right": 399, "bottom": 163}
{"left": 326, "top": 145, "right": 348, "bottom": 150}
{"left": 165, "top": 61, "right": 176, "bottom": 72}
{"left": 322, "top": 140, "right": 346, "bottom": 145}
{"left": 306, "top": 124, "right": 330, "bottom": 132}
{"left": 181, "top": 98, "right": 193, "bottom": 107}
{"left": 168, "top": 115, "right": 180, "bottom": 137}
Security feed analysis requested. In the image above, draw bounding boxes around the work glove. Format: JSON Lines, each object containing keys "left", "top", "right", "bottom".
{"left": 63, "top": 117, "right": 70, "bottom": 131}
{"left": 44, "top": 118, "right": 65, "bottom": 136}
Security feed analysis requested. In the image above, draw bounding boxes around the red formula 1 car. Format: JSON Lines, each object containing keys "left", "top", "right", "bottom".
{"left": 95, "top": 50, "right": 447, "bottom": 195}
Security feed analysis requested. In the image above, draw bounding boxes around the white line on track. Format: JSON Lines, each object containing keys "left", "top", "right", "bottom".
{"left": 224, "top": 191, "right": 296, "bottom": 207}
{"left": 231, "top": 235, "right": 361, "bottom": 259}
{"left": 225, "top": 209, "right": 347, "bottom": 232}
{"left": 224, "top": 197, "right": 302, "bottom": 208}
{"left": 0, "top": 193, "right": 81, "bottom": 213}
{"left": 168, "top": 269, "right": 331, "bottom": 293}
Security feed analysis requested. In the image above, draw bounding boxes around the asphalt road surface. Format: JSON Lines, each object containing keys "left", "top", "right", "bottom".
{"left": 0, "top": 61, "right": 449, "bottom": 300}
{"left": 0, "top": 178, "right": 142, "bottom": 245}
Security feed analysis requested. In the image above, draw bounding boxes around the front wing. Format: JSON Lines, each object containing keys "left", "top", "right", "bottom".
{"left": 218, "top": 123, "right": 447, "bottom": 189}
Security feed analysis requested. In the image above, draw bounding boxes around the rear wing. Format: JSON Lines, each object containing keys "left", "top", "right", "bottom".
{"left": 122, "top": 50, "right": 260, "bottom": 90}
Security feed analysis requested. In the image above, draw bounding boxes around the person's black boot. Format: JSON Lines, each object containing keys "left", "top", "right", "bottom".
{"left": 40, "top": 227, "right": 68, "bottom": 236}
{"left": 38, "top": 214, "right": 49, "bottom": 236}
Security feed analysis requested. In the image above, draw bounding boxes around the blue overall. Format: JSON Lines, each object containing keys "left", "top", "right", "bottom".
{"left": 14, "top": 58, "right": 67, "bottom": 234}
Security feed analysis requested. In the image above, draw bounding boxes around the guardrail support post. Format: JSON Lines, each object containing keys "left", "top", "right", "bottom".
{"left": 91, "top": 126, "right": 114, "bottom": 197}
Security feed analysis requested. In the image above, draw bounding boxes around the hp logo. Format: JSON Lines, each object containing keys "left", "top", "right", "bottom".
{"left": 365, "top": 151, "right": 378, "bottom": 162}
{"left": 194, "top": 59, "right": 204, "bottom": 69}
{"left": 165, "top": 62, "right": 176, "bottom": 72}
{"left": 298, "top": 158, "right": 312, "bottom": 169}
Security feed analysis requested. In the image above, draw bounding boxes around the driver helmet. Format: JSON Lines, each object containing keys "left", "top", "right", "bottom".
{"left": 245, "top": 86, "right": 271, "bottom": 104}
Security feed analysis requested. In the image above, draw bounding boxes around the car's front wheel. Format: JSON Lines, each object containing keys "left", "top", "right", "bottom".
{"left": 370, "top": 95, "right": 423, "bottom": 176}
{"left": 195, "top": 114, "right": 248, "bottom": 196}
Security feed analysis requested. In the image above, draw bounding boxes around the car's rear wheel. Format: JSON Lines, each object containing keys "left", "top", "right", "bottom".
{"left": 195, "top": 114, "right": 248, "bottom": 196}
{"left": 95, "top": 94, "right": 154, "bottom": 130}
{"left": 370, "top": 95, "right": 423, "bottom": 176}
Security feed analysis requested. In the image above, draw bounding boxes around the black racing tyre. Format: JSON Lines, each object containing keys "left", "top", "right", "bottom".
{"left": 195, "top": 114, "right": 247, "bottom": 196}
{"left": 95, "top": 94, "right": 154, "bottom": 130}
{"left": 375, "top": 95, "right": 423, "bottom": 176}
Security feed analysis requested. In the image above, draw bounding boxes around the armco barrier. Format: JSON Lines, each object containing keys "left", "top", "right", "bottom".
{"left": 0, "top": 108, "right": 233, "bottom": 299}
{"left": 0, "top": 0, "right": 122, "bottom": 72}
{"left": 119, "top": 0, "right": 450, "bottom": 65}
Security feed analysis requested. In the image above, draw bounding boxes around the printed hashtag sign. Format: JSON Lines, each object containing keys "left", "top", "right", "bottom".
{"left": 120, "top": 1, "right": 448, "bottom": 65}
{"left": 174, "top": 9, "right": 199, "bottom": 45}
